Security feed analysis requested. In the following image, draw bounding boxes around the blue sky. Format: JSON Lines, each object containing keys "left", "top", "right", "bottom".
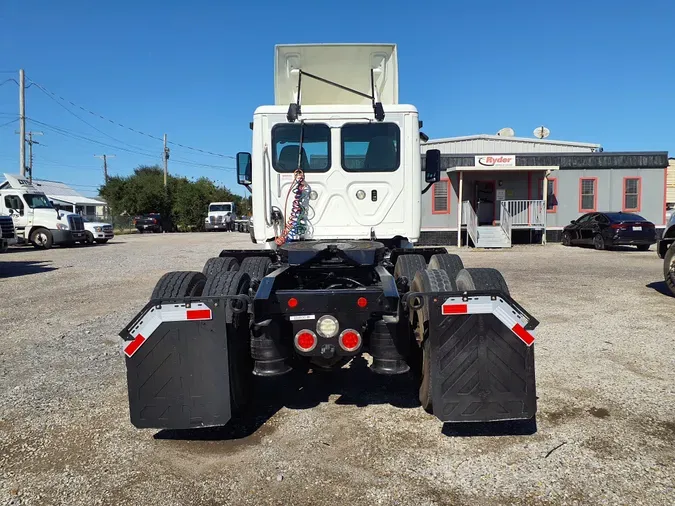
{"left": 1, "top": 0, "right": 672, "bottom": 197}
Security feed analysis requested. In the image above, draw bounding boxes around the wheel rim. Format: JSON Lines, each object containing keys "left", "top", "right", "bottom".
{"left": 563, "top": 233, "right": 570, "bottom": 245}
{"left": 669, "top": 256, "right": 675, "bottom": 283}
{"left": 594, "top": 235, "right": 603, "bottom": 249}
{"left": 36, "top": 232, "right": 47, "bottom": 246}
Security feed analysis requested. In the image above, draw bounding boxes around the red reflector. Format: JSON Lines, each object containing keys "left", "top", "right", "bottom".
{"left": 296, "top": 332, "right": 316, "bottom": 351}
{"left": 288, "top": 297, "right": 298, "bottom": 308}
{"left": 339, "top": 330, "right": 361, "bottom": 351}
{"left": 357, "top": 297, "right": 368, "bottom": 308}
{"left": 124, "top": 334, "right": 146, "bottom": 358}
{"left": 441, "top": 304, "right": 468, "bottom": 315}
{"left": 186, "top": 309, "right": 212, "bottom": 320}
{"left": 512, "top": 323, "right": 535, "bottom": 346}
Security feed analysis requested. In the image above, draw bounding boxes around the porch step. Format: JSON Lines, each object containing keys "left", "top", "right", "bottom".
{"left": 475, "top": 226, "right": 511, "bottom": 248}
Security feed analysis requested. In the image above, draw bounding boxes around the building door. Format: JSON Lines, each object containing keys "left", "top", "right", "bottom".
{"left": 474, "top": 181, "right": 495, "bottom": 225}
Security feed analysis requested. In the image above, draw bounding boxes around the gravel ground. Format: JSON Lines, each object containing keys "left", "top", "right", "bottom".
{"left": 0, "top": 233, "right": 673, "bottom": 506}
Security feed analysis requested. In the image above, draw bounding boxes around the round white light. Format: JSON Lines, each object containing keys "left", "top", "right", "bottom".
{"left": 309, "top": 190, "right": 318, "bottom": 200}
{"left": 316, "top": 315, "right": 339, "bottom": 338}
{"left": 356, "top": 190, "right": 366, "bottom": 200}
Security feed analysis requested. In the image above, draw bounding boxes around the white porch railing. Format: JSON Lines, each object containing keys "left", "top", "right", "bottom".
{"left": 501, "top": 200, "right": 545, "bottom": 227}
{"left": 500, "top": 201, "right": 513, "bottom": 243}
{"left": 462, "top": 200, "right": 478, "bottom": 247}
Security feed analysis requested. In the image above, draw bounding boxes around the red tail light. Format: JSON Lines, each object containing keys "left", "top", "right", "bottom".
{"left": 357, "top": 297, "right": 368, "bottom": 308}
{"left": 152, "top": 218, "right": 157, "bottom": 224}
{"left": 287, "top": 297, "right": 298, "bottom": 308}
{"left": 294, "top": 330, "right": 317, "bottom": 352}
{"left": 339, "top": 329, "right": 362, "bottom": 352}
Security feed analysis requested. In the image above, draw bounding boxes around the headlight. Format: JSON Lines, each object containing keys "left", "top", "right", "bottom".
{"left": 56, "top": 223, "right": 68, "bottom": 230}
{"left": 316, "top": 315, "right": 339, "bottom": 338}
{"left": 94, "top": 226, "right": 102, "bottom": 232}
{"left": 205, "top": 218, "right": 209, "bottom": 222}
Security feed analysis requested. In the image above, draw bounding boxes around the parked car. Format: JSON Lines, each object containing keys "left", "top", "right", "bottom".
{"left": 81, "top": 217, "right": 114, "bottom": 244}
{"left": 657, "top": 210, "right": 675, "bottom": 296}
{"left": 133, "top": 213, "right": 163, "bottom": 233}
{"left": 562, "top": 212, "right": 656, "bottom": 251}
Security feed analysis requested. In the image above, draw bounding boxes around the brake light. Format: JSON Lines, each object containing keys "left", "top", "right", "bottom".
{"left": 287, "top": 297, "right": 298, "bottom": 308}
{"left": 611, "top": 223, "right": 627, "bottom": 229}
{"left": 339, "top": 329, "right": 362, "bottom": 352}
{"left": 357, "top": 297, "right": 368, "bottom": 308}
{"left": 294, "top": 330, "right": 317, "bottom": 352}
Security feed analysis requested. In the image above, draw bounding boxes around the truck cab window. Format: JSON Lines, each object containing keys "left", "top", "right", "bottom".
{"left": 23, "top": 194, "right": 53, "bottom": 209}
{"left": 210, "top": 204, "right": 232, "bottom": 212}
{"left": 272, "top": 123, "right": 331, "bottom": 173}
{"left": 4, "top": 195, "right": 24, "bottom": 213}
{"left": 341, "top": 123, "right": 400, "bottom": 172}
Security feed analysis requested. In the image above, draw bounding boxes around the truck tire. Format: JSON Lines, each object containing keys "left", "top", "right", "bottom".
{"left": 150, "top": 271, "right": 206, "bottom": 299}
{"left": 393, "top": 254, "right": 427, "bottom": 287}
{"left": 428, "top": 253, "right": 464, "bottom": 281}
{"left": 455, "top": 268, "right": 510, "bottom": 296}
{"left": 30, "top": 228, "right": 53, "bottom": 250}
{"left": 202, "top": 256, "right": 239, "bottom": 277}
{"left": 239, "top": 256, "right": 272, "bottom": 281}
{"left": 664, "top": 244, "right": 675, "bottom": 296}
{"left": 202, "top": 270, "right": 252, "bottom": 414}
{"left": 410, "top": 269, "right": 455, "bottom": 414}
{"left": 84, "top": 231, "right": 95, "bottom": 245}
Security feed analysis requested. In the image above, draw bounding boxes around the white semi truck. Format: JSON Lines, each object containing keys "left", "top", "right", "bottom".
{"left": 205, "top": 201, "right": 236, "bottom": 231}
{"left": 119, "top": 44, "right": 539, "bottom": 431}
{"left": 0, "top": 173, "right": 85, "bottom": 249}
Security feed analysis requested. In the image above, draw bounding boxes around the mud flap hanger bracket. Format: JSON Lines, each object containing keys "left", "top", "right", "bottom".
{"left": 403, "top": 290, "right": 539, "bottom": 332}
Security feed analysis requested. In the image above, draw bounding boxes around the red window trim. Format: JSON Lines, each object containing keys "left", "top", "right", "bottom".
{"left": 431, "top": 178, "right": 451, "bottom": 214}
{"left": 538, "top": 177, "right": 558, "bottom": 213}
{"left": 622, "top": 176, "right": 641, "bottom": 212}
{"left": 579, "top": 177, "right": 598, "bottom": 213}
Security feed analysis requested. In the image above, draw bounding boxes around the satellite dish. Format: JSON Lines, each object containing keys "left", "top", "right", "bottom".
{"left": 533, "top": 126, "right": 550, "bottom": 139}
{"left": 496, "top": 127, "right": 515, "bottom": 137}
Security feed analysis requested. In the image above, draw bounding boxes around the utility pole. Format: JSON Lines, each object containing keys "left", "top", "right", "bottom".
{"left": 26, "top": 131, "right": 43, "bottom": 184}
{"left": 19, "top": 69, "right": 25, "bottom": 176}
{"left": 163, "top": 134, "right": 170, "bottom": 187}
{"left": 95, "top": 154, "right": 116, "bottom": 182}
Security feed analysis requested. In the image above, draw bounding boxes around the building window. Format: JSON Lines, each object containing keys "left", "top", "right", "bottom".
{"left": 432, "top": 180, "right": 450, "bottom": 214}
{"left": 538, "top": 177, "right": 558, "bottom": 212}
{"left": 579, "top": 178, "right": 597, "bottom": 212}
{"left": 623, "top": 177, "right": 641, "bottom": 212}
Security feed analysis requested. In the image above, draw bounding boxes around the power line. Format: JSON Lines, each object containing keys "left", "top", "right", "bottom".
{"left": 0, "top": 118, "right": 18, "bottom": 128}
{"left": 26, "top": 77, "right": 234, "bottom": 159}
{"left": 0, "top": 78, "right": 18, "bottom": 88}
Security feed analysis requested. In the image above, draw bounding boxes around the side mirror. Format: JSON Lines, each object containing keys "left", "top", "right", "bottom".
{"left": 236, "top": 152, "right": 252, "bottom": 185}
{"left": 570, "top": 220, "right": 576, "bottom": 224}
{"left": 424, "top": 149, "right": 441, "bottom": 184}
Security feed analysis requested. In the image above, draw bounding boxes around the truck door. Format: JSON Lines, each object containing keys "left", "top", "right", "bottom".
{"left": 4, "top": 194, "right": 28, "bottom": 232}
{"left": 269, "top": 118, "right": 407, "bottom": 240}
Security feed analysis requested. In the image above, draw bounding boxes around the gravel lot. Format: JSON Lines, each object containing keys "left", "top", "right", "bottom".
{"left": 1, "top": 233, "right": 673, "bottom": 506}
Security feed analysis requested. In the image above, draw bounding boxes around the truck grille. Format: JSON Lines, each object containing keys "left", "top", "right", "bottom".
{"left": 0, "top": 216, "right": 15, "bottom": 239}
{"left": 103, "top": 225, "right": 113, "bottom": 232}
{"left": 68, "top": 215, "right": 85, "bottom": 232}
{"left": 209, "top": 216, "right": 224, "bottom": 224}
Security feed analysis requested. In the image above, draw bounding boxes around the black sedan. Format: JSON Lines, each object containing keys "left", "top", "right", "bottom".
{"left": 562, "top": 212, "right": 656, "bottom": 251}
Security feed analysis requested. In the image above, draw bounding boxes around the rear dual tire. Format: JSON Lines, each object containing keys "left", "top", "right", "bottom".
{"left": 664, "top": 244, "right": 675, "bottom": 296}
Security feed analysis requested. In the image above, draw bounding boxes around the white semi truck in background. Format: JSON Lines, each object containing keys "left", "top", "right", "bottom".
{"left": 0, "top": 173, "right": 85, "bottom": 249}
{"left": 205, "top": 201, "right": 237, "bottom": 231}
{"left": 119, "top": 44, "right": 540, "bottom": 432}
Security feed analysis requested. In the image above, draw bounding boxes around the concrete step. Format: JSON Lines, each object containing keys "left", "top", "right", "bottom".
{"left": 475, "top": 225, "right": 511, "bottom": 248}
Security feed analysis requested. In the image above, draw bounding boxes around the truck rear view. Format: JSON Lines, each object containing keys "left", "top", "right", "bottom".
{"left": 118, "top": 43, "right": 539, "bottom": 432}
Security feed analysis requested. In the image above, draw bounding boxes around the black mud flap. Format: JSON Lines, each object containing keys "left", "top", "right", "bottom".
{"left": 419, "top": 291, "right": 538, "bottom": 423}
{"left": 119, "top": 296, "right": 247, "bottom": 430}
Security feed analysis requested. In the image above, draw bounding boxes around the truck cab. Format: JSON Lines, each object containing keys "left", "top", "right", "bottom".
{"left": 237, "top": 44, "right": 438, "bottom": 249}
{"left": 205, "top": 201, "right": 236, "bottom": 231}
{"left": 0, "top": 173, "right": 85, "bottom": 249}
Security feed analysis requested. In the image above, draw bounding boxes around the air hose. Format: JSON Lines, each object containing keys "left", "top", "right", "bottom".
{"left": 275, "top": 121, "right": 310, "bottom": 245}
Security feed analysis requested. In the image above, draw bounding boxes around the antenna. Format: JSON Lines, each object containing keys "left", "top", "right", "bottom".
{"left": 496, "top": 127, "right": 515, "bottom": 137}
{"left": 533, "top": 126, "right": 550, "bottom": 139}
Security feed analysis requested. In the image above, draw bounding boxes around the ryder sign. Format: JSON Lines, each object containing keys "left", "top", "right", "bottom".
{"left": 475, "top": 155, "right": 516, "bottom": 167}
